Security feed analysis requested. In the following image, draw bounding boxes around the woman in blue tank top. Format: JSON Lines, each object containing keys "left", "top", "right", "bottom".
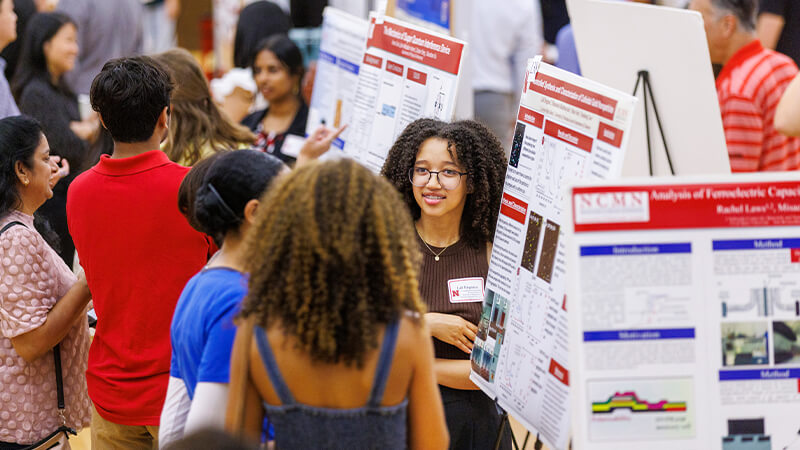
{"left": 226, "top": 159, "right": 449, "bottom": 449}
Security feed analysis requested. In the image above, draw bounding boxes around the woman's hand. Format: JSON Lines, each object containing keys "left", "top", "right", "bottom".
{"left": 70, "top": 115, "right": 100, "bottom": 143}
{"left": 296, "top": 124, "right": 347, "bottom": 167}
{"left": 48, "top": 155, "right": 70, "bottom": 188}
{"left": 425, "top": 312, "right": 478, "bottom": 354}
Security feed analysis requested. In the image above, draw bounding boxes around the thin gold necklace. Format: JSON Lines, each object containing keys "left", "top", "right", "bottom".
{"left": 416, "top": 227, "right": 456, "bottom": 262}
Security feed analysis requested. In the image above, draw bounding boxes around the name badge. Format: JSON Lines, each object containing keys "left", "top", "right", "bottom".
{"left": 281, "top": 134, "right": 306, "bottom": 157}
{"left": 448, "top": 277, "right": 485, "bottom": 303}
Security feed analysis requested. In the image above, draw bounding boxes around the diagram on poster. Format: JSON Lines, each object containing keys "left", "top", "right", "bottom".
{"left": 343, "top": 13, "right": 466, "bottom": 172}
{"left": 469, "top": 59, "right": 637, "bottom": 450}
{"left": 568, "top": 175, "right": 800, "bottom": 450}
{"left": 306, "top": 7, "right": 368, "bottom": 155}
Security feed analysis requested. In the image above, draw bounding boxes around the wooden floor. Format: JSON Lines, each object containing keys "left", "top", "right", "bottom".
{"left": 70, "top": 415, "right": 546, "bottom": 449}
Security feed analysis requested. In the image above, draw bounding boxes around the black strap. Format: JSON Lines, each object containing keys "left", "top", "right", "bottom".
{"left": 1, "top": 220, "right": 67, "bottom": 414}
{"left": 53, "top": 344, "right": 64, "bottom": 410}
{"left": 0, "top": 221, "right": 24, "bottom": 235}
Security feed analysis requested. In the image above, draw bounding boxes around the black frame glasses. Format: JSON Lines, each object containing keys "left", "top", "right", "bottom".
{"left": 408, "top": 167, "right": 468, "bottom": 190}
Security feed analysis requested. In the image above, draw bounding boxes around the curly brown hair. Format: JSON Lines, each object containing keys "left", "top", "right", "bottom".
{"left": 381, "top": 119, "right": 507, "bottom": 248}
{"left": 240, "top": 159, "right": 425, "bottom": 367}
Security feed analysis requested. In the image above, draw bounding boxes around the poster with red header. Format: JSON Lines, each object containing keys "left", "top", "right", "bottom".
{"left": 567, "top": 174, "right": 800, "bottom": 450}
{"left": 468, "top": 59, "right": 636, "bottom": 450}
{"left": 343, "top": 12, "right": 466, "bottom": 172}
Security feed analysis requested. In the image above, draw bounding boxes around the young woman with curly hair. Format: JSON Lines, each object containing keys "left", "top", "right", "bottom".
{"left": 382, "top": 118, "right": 509, "bottom": 449}
{"left": 225, "top": 159, "right": 449, "bottom": 449}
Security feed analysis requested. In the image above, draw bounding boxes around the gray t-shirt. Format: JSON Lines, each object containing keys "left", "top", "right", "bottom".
{"left": 58, "top": 0, "right": 144, "bottom": 95}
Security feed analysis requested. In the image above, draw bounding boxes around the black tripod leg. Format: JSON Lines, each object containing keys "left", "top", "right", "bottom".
{"left": 643, "top": 74, "right": 654, "bottom": 176}
{"left": 494, "top": 412, "right": 509, "bottom": 450}
{"left": 644, "top": 73, "right": 676, "bottom": 175}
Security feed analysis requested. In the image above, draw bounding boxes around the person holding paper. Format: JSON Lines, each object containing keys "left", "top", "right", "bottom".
{"left": 691, "top": 0, "right": 800, "bottom": 171}
{"left": 382, "top": 119, "right": 509, "bottom": 450}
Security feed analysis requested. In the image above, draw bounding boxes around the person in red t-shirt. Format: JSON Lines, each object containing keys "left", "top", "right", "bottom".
{"left": 66, "top": 56, "right": 211, "bottom": 449}
{"left": 691, "top": 0, "right": 800, "bottom": 172}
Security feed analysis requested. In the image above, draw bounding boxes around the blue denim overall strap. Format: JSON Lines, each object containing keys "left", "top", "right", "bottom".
{"left": 253, "top": 319, "right": 401, "bottom": 407}
{"left": 366, "top": 319, "right": 400, "bottom": 408}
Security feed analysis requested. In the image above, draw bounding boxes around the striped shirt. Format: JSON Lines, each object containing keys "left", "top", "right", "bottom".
{"left": 716, "top": 40, "right": 800, "bottom": 172}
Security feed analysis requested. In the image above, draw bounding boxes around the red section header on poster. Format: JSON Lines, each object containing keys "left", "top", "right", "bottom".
{"left": 572, "top": 181, "right": 800, "bottom": 232}
{"left": 545, "top": 121, "right": 593, "bottom": 153}
{"left": 386, "top": 60, "right": 404, "bottom": 76}
{"left": 597, "top": 122, "right": 624, "bottom": 148}
{"left": 530, "top": 72, "right": 617, "bottom": 120}
{"left": 500, "top": 192, "right": 528, "bottom": 225}
{"left": 368, "top": 18, "right": 464, "bottom": 75}
{"left": 363, "top": 53, "right": 383, "bottom": 69}
{"left": 549, "top": 359, "right": 569, "bottom": 386}
{"left": 518, "top": 106, "right": 544, "bottom": 129}
{"left": 407, "top": 67, "right": 427, "bottom": 85}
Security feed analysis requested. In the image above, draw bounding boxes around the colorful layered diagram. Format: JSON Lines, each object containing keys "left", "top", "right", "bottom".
{"left": 592, "top": 391, "right": 687, "bottom": 413}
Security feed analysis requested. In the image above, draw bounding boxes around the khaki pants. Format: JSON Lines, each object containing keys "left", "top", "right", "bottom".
{"left": 91, "top": 406, "right": 159, "bottom": 450}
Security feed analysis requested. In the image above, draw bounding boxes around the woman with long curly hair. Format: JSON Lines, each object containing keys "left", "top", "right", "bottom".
{"left": 225, "top": 159, "right": 448, "bottom": 449}
{"left": 153, "top": 48, "right": 255, "bottom": 166}
{"left": 381, "top": 118, "right": 508, "bottom": 449}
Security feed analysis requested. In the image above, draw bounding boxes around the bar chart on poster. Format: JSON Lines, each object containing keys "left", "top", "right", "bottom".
{"left": 306, "top": 7, "right": 369, "bottom": 155}
{"left": 567, "top": 175, "right": 800, "bottom": 450}
{"left": 469, "top": 58, "right": 637, "bottom": 450}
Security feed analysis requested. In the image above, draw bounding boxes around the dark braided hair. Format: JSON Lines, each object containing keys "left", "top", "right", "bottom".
{"left": 381, "top": 118, "right": 507, "bottom": 248}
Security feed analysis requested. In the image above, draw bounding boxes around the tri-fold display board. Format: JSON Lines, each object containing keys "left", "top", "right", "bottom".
{"left": 469, "top": 58, "right": 637, "bottom": 450}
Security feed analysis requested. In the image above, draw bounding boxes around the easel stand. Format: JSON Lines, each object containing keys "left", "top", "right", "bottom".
{"left": 493, "top": 403, "right": 544, "bottom": 450}
{"left": 632, "top": 70, "right": 675, "bottom": 176}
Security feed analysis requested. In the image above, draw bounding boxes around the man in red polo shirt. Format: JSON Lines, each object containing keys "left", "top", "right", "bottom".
{"left": 691, "top": 0, "right": 800, "bottom": 172}
{"left": 67, "top": 56, "right": 210, "bottom": 449}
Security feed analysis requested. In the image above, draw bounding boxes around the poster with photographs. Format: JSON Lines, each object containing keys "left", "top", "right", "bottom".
{"left": 567, "top": 174, "right": 800, "bottom": 450}
{"left": 469, "top": 58, "right": 636, "bottom": 450}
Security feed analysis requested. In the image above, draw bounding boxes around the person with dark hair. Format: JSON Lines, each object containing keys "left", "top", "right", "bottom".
{"left": 0, "top": 0, "right": 33, "bottom": 81}
{"left": 757, "top": 0, "right": 800, "bottom": 67}
{"left": 66, "top": 56, "right": 211, "bottom": 449}
{"left": 0, "top": 115, "right": 91, "bottom": 448}
{"left": 225, "top": 159, "right": 449, "bottom": 449}
{"left": 154, "top": 48, "right": 255, "bottom": 166}
{"left": 690, "top": 0, "right": 800, "bottom": 172}
{"left": 159, "top": 151, "right": 286, "bottom": 447}
{"left": 232, "top": 1, "right": 290, "bottom": 69}
{"left": 11, "top": 12, "right": 99, "bottom": 267}
{"left": 0, "top": 0, "right": 20, "bottom": 119}
{"left": 381, "top": 119, "right": 509, "bottom": 450}
{"left": 241, "top": 34, "right": 308, "bottom": 164}
{"left": 177, "top": 151, "right": 229, "bottom": 235}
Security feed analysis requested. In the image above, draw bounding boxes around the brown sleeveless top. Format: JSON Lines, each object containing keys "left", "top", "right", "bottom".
{"left": 416, "top": 234, "right": 488, "bottom": 360}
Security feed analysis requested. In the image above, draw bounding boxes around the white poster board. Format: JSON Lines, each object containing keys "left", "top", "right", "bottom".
{"left": 306, "top": 7, "right": 369, "bottom": 154}
{"left": 567, "top": 0, "right": 731, "bottom": 176}
{"left": 567, "top": 173, "right": 800, "bottom": 449}
{"left": 343, "top": 13, "right": 466, "bottom": 172}
{"left": 469, "top": 58, "right": 637, "bottom": 450}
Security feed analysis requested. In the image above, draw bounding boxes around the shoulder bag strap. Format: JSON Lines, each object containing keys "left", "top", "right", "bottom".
{"left": 1, "top": 220, "right": 74, "bottom": 435}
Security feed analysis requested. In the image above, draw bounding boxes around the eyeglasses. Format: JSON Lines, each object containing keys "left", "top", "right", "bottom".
{"left": 408, "top": 167, "right": 468, "bottom": 190}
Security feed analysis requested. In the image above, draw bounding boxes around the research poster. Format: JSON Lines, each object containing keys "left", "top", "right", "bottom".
{"left": 469, "top": 59, "right": 637, "bottom": 450}
{"left": 343, "top": 13, "right": 465, "bottom": 172}
{"left": 567, "top": 175, "right": 800, "bottom": 450}
{"left": 306, "top": 7, "right": 369, "bottom": 153}
{"left": 387, "top": 0, "right": 452, "bottom": 35}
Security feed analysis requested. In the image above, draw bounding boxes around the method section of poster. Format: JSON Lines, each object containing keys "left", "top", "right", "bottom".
{"left": 468, "top": 59, "right": 637, "bottom": 450}
{"left": 568, "top": 175, "right": 800, "bottom": 449}
{"left": 306, "top": 7, "right": 368, "bottom": 154}
{"left": 343, "top": 12, "right": 466, "bottom": 172}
